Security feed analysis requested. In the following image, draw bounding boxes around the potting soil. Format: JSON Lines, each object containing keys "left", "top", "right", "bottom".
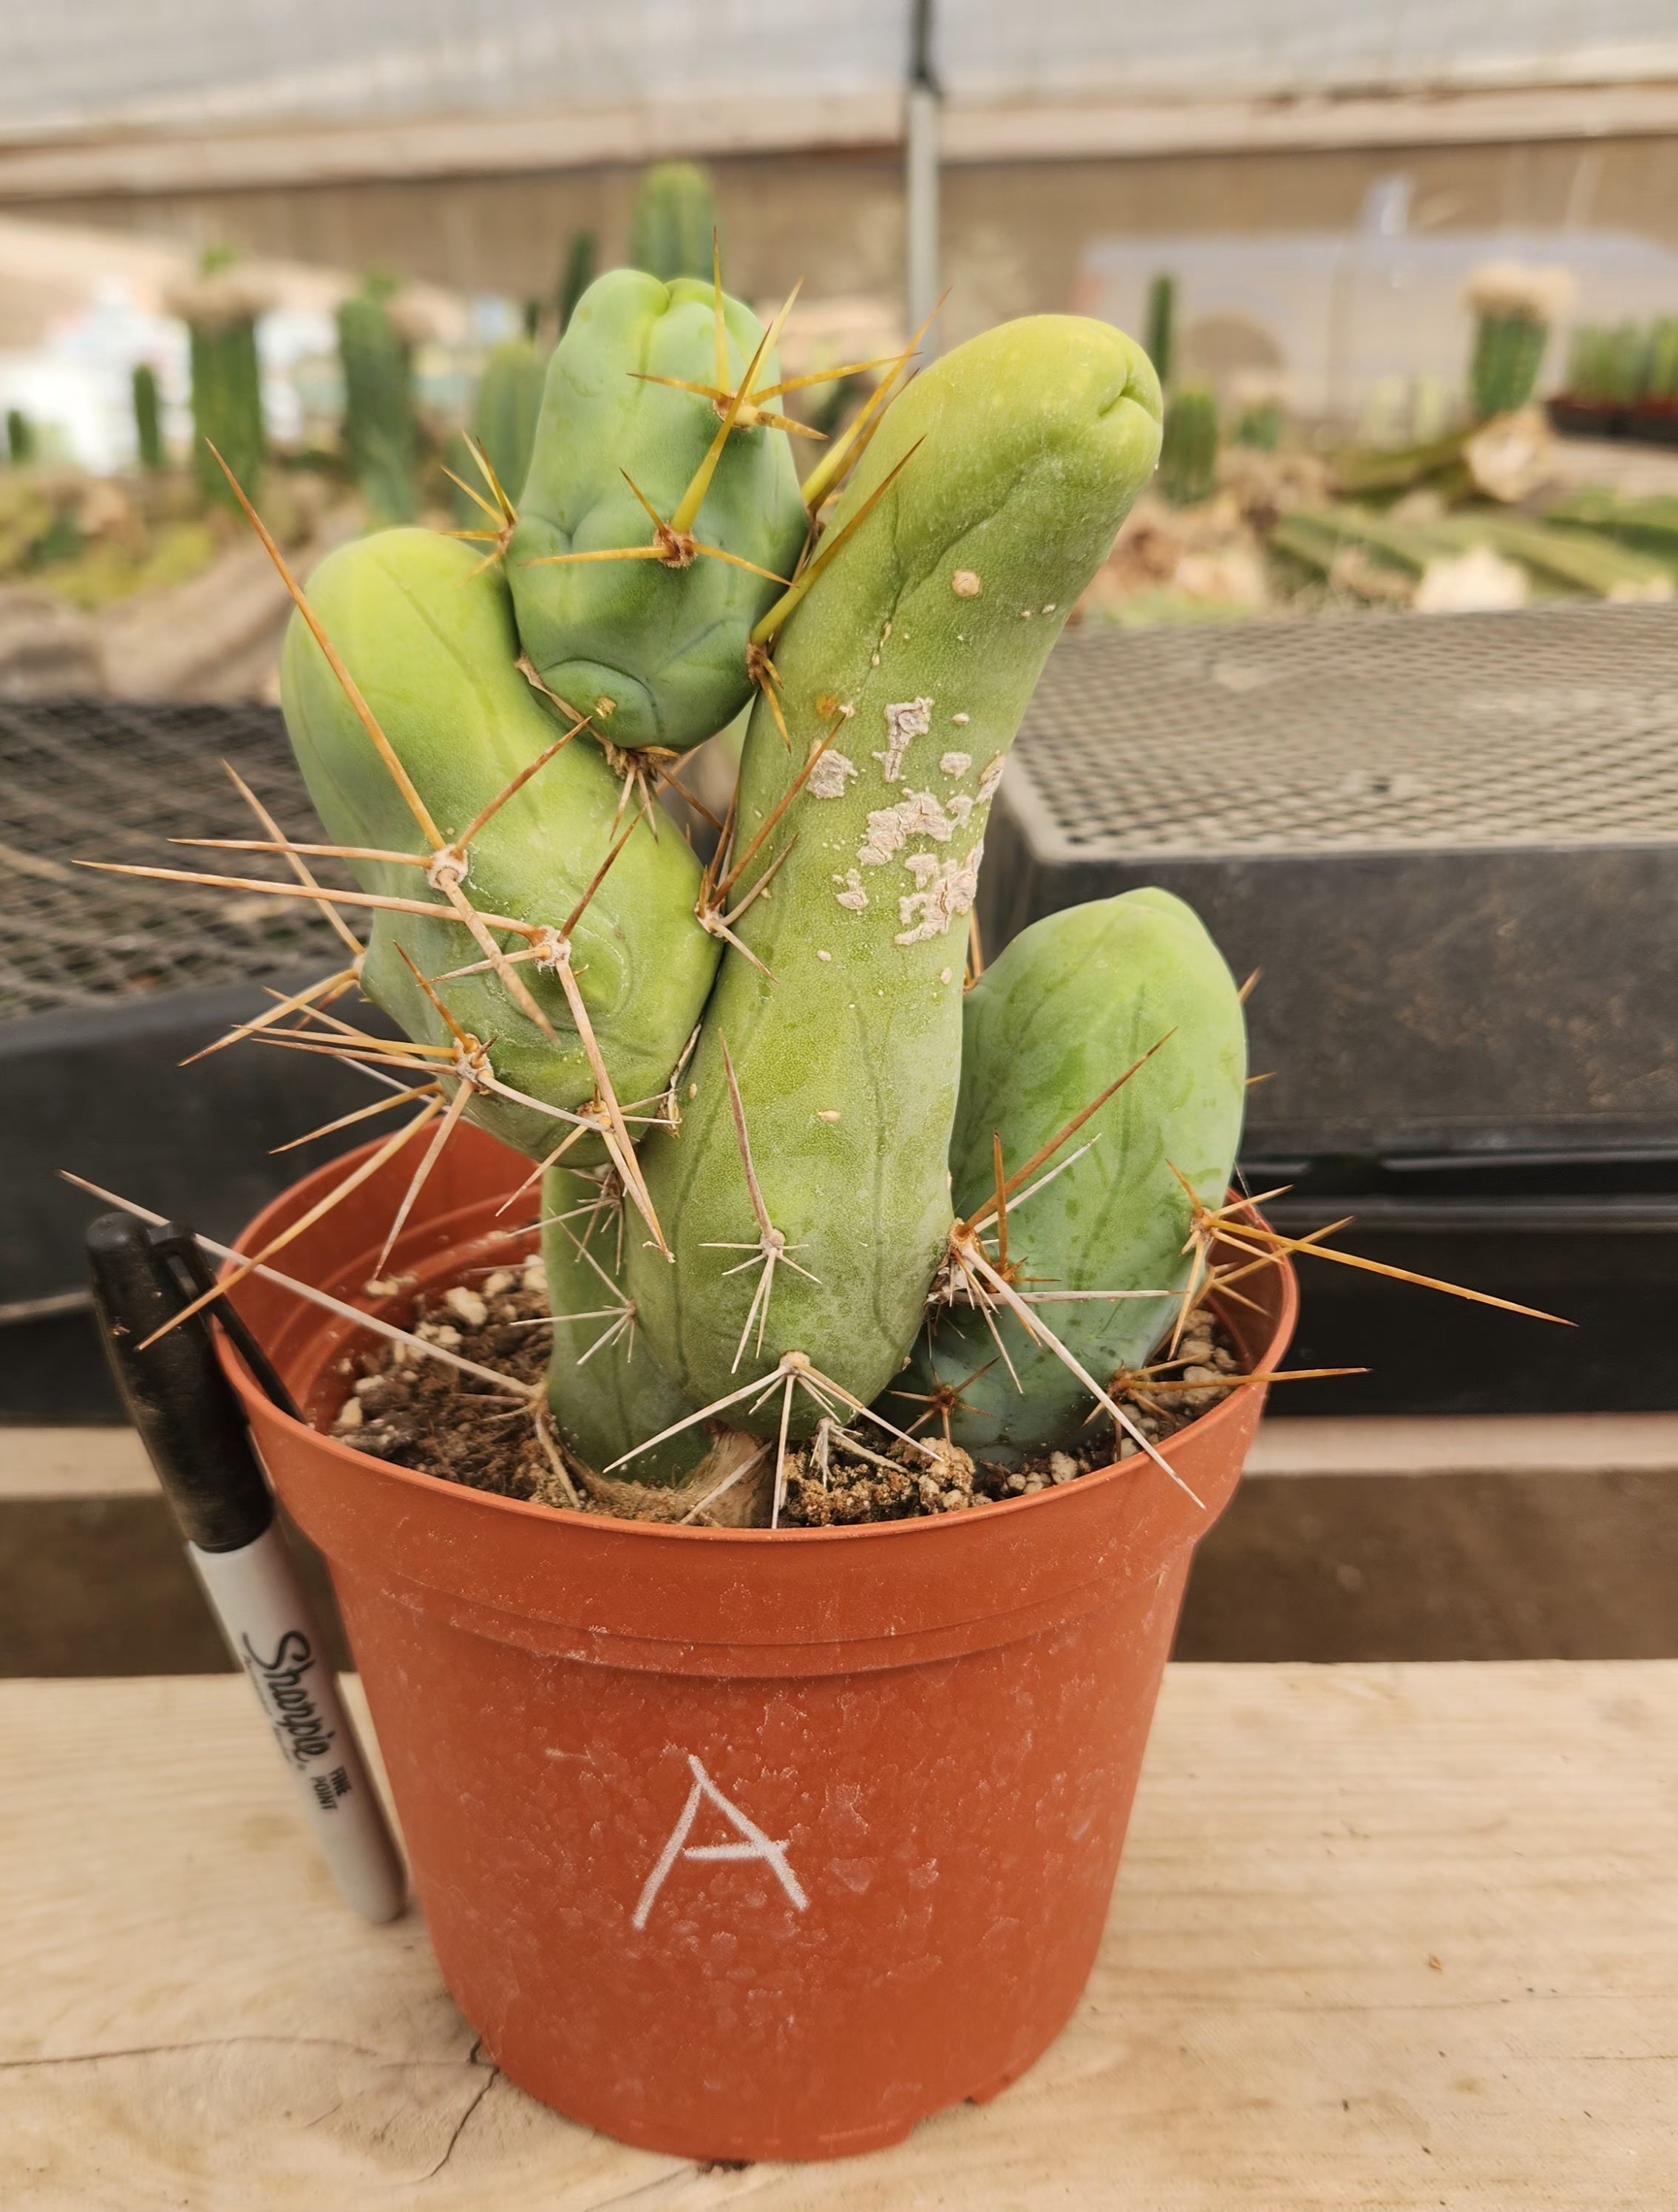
{"left": 327, "top": 1254, "right": 1244, "bottom": 1526}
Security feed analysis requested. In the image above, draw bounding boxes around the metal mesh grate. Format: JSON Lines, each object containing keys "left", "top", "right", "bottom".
{"left": 0, "top": 700, "right": 350, "bottom": 1022}
{"left": 1010, "top": 604, "right": 1678, "bottom": 858}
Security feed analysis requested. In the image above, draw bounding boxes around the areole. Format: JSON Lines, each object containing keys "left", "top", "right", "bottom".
{"left": 221, "top": 1122, "right": 1295, "bottom": 2162}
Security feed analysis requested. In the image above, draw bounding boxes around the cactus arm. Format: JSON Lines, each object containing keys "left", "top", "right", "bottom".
{"left": 279, "top": 529, "right": 719, "bottom": 1163}
{"left": 507, "top": 270, "right": 808, "bottom": 751}
{"left": 625, "top": 316, "right": 1163, "bottom": 1432}
{"left": 900, "top": 889, "right": 1248, "bottom": 1460}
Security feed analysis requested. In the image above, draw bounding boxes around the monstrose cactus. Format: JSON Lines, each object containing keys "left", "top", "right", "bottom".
{"left": 180, "top": 268, "right": 1280, "bottom": 1521}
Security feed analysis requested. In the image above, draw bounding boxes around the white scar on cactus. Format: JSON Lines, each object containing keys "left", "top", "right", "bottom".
{"left": 857, "top": 788, "right": 971, "bottom": 867}
{"left": 874, "top": 697, "right": 934, "bottom": 782}
{"left": 833, "top": 869, "right": 869, "bottom": 911}
{"left": 939, "top": 750, "right": 971, "bottom": 778}
{"left": 895, "top": 847, "right": 983, "bottom": 946}
{"left": 806, "top": 750, "right": 857, "bottom": 798}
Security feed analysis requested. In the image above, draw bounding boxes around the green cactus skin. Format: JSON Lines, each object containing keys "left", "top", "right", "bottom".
{"left": 629, "top": 162, "right": 719, "bottom": 284}
{"left": 1646, "top": 318, "right": 1678, "bottom": 404}
{"left": 188, "top": 319, "right": 264, "bottom": 510}
{"left": 1158, "top": 387, "right": 1218, "bottom": 506}
{"left": 337, "top": 285, "right": 420, "bottom": 525}
{"left": 5, "top": 408, "right": 35, "bottom": 466}
{"left": 622, "top": 316, "right": 1163, "bottom": 1436}
{"left": 279, "top": 528, "right": 719, "bottom": 1162}
{"left": 893, "top": 889, "right": 1247, "bottom": 1462}
{"left": 1470, "top": 311, "right": 1549, "bottom": 421}
{"left": 132, "top": 364, "right": 164, "bottom": 471}
{"left": 507, "top": 268, "right": 807, "bottom": 751}
{"left": 540, "top": 1164, "right": 710, "bottom": 1483}
{"left": 1144, "top": 273, "right": 1176, "bottom": 390}
{"left": 558, "top": 228, "right": 598, "bottom": 333}
{"left": 463, "top": 336, "right": 548, "bottom": 508}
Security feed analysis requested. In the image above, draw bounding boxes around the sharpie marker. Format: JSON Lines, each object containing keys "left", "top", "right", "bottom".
{"left": 86, "top": 1211, "right": 405, "bottom": 1924}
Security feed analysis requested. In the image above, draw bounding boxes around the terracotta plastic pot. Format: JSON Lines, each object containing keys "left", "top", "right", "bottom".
{"left": 223, "top": 1122, "right": 1295, "bottom": 2162}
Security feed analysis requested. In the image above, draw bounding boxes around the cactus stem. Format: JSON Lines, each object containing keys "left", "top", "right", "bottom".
{"left": 703, "top": 1034, "right": 822, "bottom": 1371}
{"left": 270, "top": 1079, "right": 444, "bottom": 1155}
{"left": 677, "top": 1442, "right": 772, "bottom": 1526}
{"left": 799, "top": 295, "right": 944, "bottom": 515}
{"left": 749, "top": 441, "right": 923, "bottom": 646}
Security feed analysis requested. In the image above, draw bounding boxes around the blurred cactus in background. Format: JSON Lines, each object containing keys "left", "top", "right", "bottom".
{"left": 558, "top": 229, "right": 598, "bottom": 333}
{"left": 132, "top": 364, "right": 164, "bottom": 471}
{"left": 1158, "top": 387, "right": 1218, "bottom": 505}
{"left": 1465, "top": 262, "right": 1574, "bottom": 421}
{"left": 1234, "top": 401, "right": 1283, "bottom": 452}
{"left": 629, "top": 162, "right": 719, "bottom": 283}
{"left": 337, "top": 276, "right": 421, "bottom": 525}
{"left": 5, "top": 408, "right": 34, "bottom": 466}
{"left": 168, "top": 249, "right": 269, "bottom": 512}
{"left": 1144, "top": 273, "right": 1176, "bottom": 390}
{"left": 455, "top": 335, "right": 548, "bottom": 518}
{"left": 1645, "top": 316, "right": 1678, "bottom": 404}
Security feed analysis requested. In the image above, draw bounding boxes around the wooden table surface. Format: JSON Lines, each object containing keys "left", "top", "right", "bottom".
{"left": 4, "top": 1662, "right": 1674, "bottom": 2210}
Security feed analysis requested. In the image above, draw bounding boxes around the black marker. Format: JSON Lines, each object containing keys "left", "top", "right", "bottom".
{"left": 86, "top": 1212, "right": 404, "bottom": 1924}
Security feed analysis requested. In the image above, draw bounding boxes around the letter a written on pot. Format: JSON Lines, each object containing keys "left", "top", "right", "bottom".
{"left": 632, "top": 1754, "right": 809, "bottom": 1931}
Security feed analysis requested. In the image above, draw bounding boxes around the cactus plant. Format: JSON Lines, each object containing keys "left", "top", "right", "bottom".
{"left": 132, "top": 364, "right": 165, "bottom": 471}
{"left": 101, "top": 257, "right": 1569, "bottom": 1521}
{"left": 629, "top": 162, "right": 719, "bottom": 284}
{"left": 5, "top": 408, "right": 33, "bottom": 467}
{"left": 558, "top": 228, "right": 598, "bottom": 333}
{"left": 167, "top": 251, "right": 268, "bottom": 511}
{"left": 1464, "top": 262, "right": 1573, "bottom": 420}
{"left": 455, "top": 335, "right": 548, "bottom": 518}
{"left": 1144, "top": 272, "right": 1176, "bottom": 390}
{"left": 1158, "top": 387, "right": 1218, "bottom": 505}
{"left": 337, "top": 277, "right": 421, "bottom": 525}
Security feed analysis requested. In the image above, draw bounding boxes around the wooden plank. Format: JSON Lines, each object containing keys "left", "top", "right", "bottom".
{"left": 0, "top": 1428, "right": 155, "bottom": 1502}
{"left": 14, "top": 1411, "right": 1677, "bottom": 1503}
{"left": 1248, "top": 1411, "right": 1678, "bottom": 1479}
{"left": 4, "top": 78, "right": 1678, "bottom": 201}
{"left": 1, "top": 1663, "right": 1673, "bottom": 2208}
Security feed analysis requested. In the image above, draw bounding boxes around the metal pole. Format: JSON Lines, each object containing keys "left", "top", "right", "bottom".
{"left": 906, "top": 0, "right": 940, "bottom": 353}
